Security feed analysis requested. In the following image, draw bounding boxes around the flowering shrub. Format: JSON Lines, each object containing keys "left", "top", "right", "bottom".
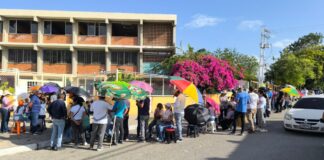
{"left": 171, "top": 55, "right": 240, "bottom": 92}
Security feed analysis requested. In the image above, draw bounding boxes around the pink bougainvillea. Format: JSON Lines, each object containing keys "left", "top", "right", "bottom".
{"left": 171, "top": 55, "right": 240, "bottom": 91}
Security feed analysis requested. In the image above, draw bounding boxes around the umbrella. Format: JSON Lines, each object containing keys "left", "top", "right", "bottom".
{"left": 44, "top": 82, "right": 61, "bottom": 88}
{"left": 130, "top": 80, "right": 153, "bottom": 94}
{"left": 96, "top": 81, "right": 132, "bottom": 99}
{"left": 170, "top": 77, "right": 204, "bottom": 104}
{"left": 30, "top": 86, "right": 41, "bottom": 92}
{"left": 64, "top": 86, "right": 90, "bottom": 98}
{"left": 17, "top": 93, "right": 29, "bottom": 100}
{"left": 281, "top": 87, "right": 299, "bottom": 96}
{"left": 40, "top": 85, "right": 59, "bottom": 94}
{"left": 129, "top": 86, "right": 148, "bottom": 100}
{"left": 184, "top": 104, "right": 210, "bottom": 125}
{"left": 206, "top": 97, "right": 220, "bottom": 114}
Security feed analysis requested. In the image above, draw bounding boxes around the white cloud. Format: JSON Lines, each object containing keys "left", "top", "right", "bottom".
{"left": 185, "top": 14, "right": 224, "bottom": 28}
{"left": 238, "top": 20, "right": 264, "bottom": 30}
{"left": 273, "top": 39, "right": 293, "bottom": 49}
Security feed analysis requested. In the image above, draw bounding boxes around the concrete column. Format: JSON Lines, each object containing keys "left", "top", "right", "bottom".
{"left": 138, "top": 52, "right": 143, "bottom": 73}
{"left": 38, "top": 20, "right": 44, "bottom": 43}
{"left": 72, "top": 50, "right": 78, "bottom": 75}
{"left": 37, "top": 48, "right": 43, "bottom": 73}
{"left": 139, "top": 20, "right": 143, "bottom": 46}
{"left": 106, "top": 22, "right": 111, "bottom": 45}
{"left": 2, "top": 19, "right": 9, "bottom": 42}
{"left": 172, "top": 23, "right": 176, "bottom": 46}
{"left": 105, "top": 51, "right": 111, "bottom": 72}
{"left": 72, "top": 20, "right": 78, "bottom": 44}
{"left": 1, "top": 48, "right": 8, "bottom": 69}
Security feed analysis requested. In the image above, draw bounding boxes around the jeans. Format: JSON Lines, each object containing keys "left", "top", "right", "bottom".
{"left": 90, "top": 123, "right": 107, "bottom": 148}
{"left": 158, "top": 123, "right": 173, "bottom": 141}
{"left": 71, "top": 121, "right": 86, "bottom": 145}
{"left": 123, "top": 116, "right": 129, "bottom": 140}
{"left": 0, "top": 108, "right": 9, "bottom": 132}
{"left": 148, "top": 119, "right": 160, "bottom": 139}
{"left": 114, "top": 117, "right": 124, "bottom": 142}
{"left": 50, "top": 119, "right": 65, "bottom": 148}
{"left": 139, "top": 115, "right": 149, "bottom": 140}
{"left": 137, "top": 117, "right": 140, "bottom": 137}
{"left": 174, "top": 112, "right": 183, "bottom": 139}
{"left": 31, "top": 112, "right": 39, "bottom": 133}
{"left": 232, "top": 111, "right": 246, "bottom": 134}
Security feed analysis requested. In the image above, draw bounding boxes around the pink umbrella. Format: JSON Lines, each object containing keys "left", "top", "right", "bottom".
{"left": 206, "top": 97, "right": 220, "bottom": 114}
{"left": 130, "top": 80, "right": 153, "bottom": 94}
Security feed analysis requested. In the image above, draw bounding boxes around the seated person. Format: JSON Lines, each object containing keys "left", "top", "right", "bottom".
{"left": 148, "top": 103, "right": 164, "bottom": 139}
{"left": 220, "top": 105, "right": 235, "bottom": 130}
{"left": 13, "top": 100, "right": 28, "bottom": 129}
{"left": 157, "top": 103, "right": 174, "bottom": 142}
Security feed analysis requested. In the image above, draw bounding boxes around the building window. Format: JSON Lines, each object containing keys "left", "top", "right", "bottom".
{"left": 9, "top": 20, "right": 38, "bottom": 34}
{"left": 112, "top": 23, "right": 138, "bottom": 37}
{"left": 0, "top": 21, "right": 3, "bottom": 34}
{"left": 43, "top": 50, "right": 71, "bottom": 64}
{"left": 111, "top": 51, "right": 137, "bottom": 65}
{"left": 79, "top": 22, "right": 106, "bottom": 36}
{"left": 78, "top": 50, "right": 105, "bottom": 65}
{"left": 44, "top": 21, "right": 72, "bottom": 35}
{"left": 8, "top": 49, "right": 37, "bottom": 63}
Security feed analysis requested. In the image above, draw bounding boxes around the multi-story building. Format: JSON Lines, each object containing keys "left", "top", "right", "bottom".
{"left": 0, "top": 9, "right": 176, "bottom": 75}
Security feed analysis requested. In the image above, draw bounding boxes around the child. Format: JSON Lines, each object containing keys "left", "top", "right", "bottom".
{"left": 13, "top": 100, "right": 28, "bottom": 131}
{"left": 38, "top": 97, "right": 47, "bottom": 132}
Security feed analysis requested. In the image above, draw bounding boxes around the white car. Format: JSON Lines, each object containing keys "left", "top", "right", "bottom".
{"left": 283, "top": 95, "right": 324, "bottom": 133}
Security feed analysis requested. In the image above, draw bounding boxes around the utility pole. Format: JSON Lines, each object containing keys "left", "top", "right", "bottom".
{"left": 258, "top": 27, "right": 270, "bottom": 86}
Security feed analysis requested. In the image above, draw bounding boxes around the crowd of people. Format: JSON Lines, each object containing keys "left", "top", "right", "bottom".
{"left": 0, "top": 85, "right": 306, "bottom": 151}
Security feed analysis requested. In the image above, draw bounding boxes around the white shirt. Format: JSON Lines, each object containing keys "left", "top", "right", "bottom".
{"left": 70, "top": 104, "right": 85, "bottom": 121}
{"left": 162, "top": 109, "right": 172, "bottom": 120}
{"left": 257, "top": 96, "right": 267, "bottom": 110}
{"left": 39, "top": 104, "right": 47, "bottom": 116}
{"left": 248, "top": 92, "right": 259, "bottom": 109}
{"left": 174, "top": 93, "right": 186, "bottom": 114}
{"left": 90, "top": 100, "right": 112, "bottom": 124}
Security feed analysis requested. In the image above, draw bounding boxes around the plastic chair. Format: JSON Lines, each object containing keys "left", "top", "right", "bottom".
{"left": 164, "top": 128, "right": 177, "bottom": 143}
{"left": 11, "top": 121, "right": 26, "bottom": 136}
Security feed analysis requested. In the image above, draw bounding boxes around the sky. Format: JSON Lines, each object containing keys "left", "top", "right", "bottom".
{"left": 1, "top": 0, "right": 324, "bottom": 65}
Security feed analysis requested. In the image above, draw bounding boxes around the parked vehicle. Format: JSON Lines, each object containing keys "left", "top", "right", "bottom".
{"left": 283, "top": 95, "right": 324, "bottom": 133}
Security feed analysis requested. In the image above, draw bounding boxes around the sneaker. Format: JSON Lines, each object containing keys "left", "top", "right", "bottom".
{"left": 96, "top": 147, "right": 103, "bottom": 151}
{"left": 83, "top": 142, "right": 88, "bottom": 146}
{"left": 178, "top": 139, "right": 183, "bottom": 142}
{"left": 89, "top": 146, "right": 94, "bottom": 150}
{"left": 112, "top": 142, "right": 118, "bottom": 146}
{"left": 118, "top": 140, "right": 123, "bottom": 144}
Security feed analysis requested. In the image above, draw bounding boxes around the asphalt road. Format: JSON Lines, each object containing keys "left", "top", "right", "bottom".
{"left": 3, "top": 112, "right": 324, "bottom": 160}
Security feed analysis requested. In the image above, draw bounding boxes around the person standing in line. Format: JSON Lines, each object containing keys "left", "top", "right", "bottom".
{"left": 47, "top": 94, "right": 67, "bottom": 151}
{"left": 230, "top": 88, "right": 250, "bottom": 136}
{"left": 29, "top": 90, "right": 42, "bottom": 134}
{"left": 70, "top": 97, "right": 87, "bottom": 148}
{"left": 275, "top": 91, "right": 284, "bottom": 113}
{"left": 136, "top": 100, "right": 141, "bottom": 138}
{"left": 0, "top": 92, "right": 14, "bottom": 133}
{"left": 138, "top": 96, "right": 150, "bottom": 142}
{"left": 89, "top": 96, "right": 112, "bottom": 151}
{"left": 173, "top": 90, "right": 186, "bottom": 141}
{"left": 247, "top": 87, "right": 258, "bottom": 133}
{"left": 123, "top": 99, "right": 130, "bottom": 141}
{"left": 112, "top": 99, "right": 127, "bottom": 145}
{"left": 256, "top": 91, "right": 268, "bottom": 132}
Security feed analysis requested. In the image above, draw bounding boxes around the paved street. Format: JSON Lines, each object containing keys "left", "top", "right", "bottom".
{"left": 2, "top": 112, "right": 324, "bottom": 160}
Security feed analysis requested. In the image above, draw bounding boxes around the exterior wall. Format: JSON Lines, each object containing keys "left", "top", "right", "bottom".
{"left": 43, "top": 64, "right": 72, "bottom": 74}
{"left": 110, "top": 65, "right": 138, "bottom": 72}
{"left": 8, "top": 63, "right": 37, "bottom": 72}
{"left": 111, "top": 36, "right": 138, "bottom": 45}
{"left": 143, "top": 23, "right": 173, "bottom": 46}
{"left": 43, "top": 35, "right": 72, "bottom": 44}
{"left": 77, "top": 64, "right": 105, "bottom": 74}
{"left": 77, "top": 36, "right": 106, "bottom": 45}
{"left": 8, "top": 34, "right": 38, "bottom": 43}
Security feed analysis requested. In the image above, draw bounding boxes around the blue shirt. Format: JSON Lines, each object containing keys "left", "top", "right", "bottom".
{"left": 267, "top": 91, "right": 273, "bottom": 99}
{"left": 30, "top": 95, "right": 41, "bottom": 113}
{"left": 113, "top": 100, "right": 127, "bottom": 118}
{"left": 235, "top": 92, "right": 250, "bottom": 113}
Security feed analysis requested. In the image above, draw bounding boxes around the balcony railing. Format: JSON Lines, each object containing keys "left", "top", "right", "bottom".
{"left": 8, "top": 34, "right": 38, "bottom": 43}
{"left": 43, "top": 35, "right": 72, "bottom": 44}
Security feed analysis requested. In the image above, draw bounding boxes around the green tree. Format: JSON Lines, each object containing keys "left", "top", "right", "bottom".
{"left": 214, "top": 48, "right": 259, "bottom": 81}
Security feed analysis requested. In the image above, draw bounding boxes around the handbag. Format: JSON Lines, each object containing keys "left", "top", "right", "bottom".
{"left": 71, "top": 106, "right": 82, "bottom": 126}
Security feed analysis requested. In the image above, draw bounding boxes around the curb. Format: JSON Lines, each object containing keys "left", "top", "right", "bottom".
{"left": 0, "top": 124, "right": 138, "bottom": 157}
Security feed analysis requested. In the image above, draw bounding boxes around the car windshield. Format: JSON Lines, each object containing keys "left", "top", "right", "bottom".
{"left": 293, "top": 98, "right": 324, "bottom": 110}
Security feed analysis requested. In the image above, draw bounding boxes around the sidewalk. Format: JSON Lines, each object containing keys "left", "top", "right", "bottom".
{"left": 0, "top": 116, "right": 139, "bottom": 156}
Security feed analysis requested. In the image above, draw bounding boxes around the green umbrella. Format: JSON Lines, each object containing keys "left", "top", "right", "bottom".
{"left": 129, "top": 85, "right": 148, "bottom": 100}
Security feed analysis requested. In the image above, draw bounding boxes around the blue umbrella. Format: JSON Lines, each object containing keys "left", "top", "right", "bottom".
{"left": 40, "top": 85, "right": 59, "bottom": 94}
